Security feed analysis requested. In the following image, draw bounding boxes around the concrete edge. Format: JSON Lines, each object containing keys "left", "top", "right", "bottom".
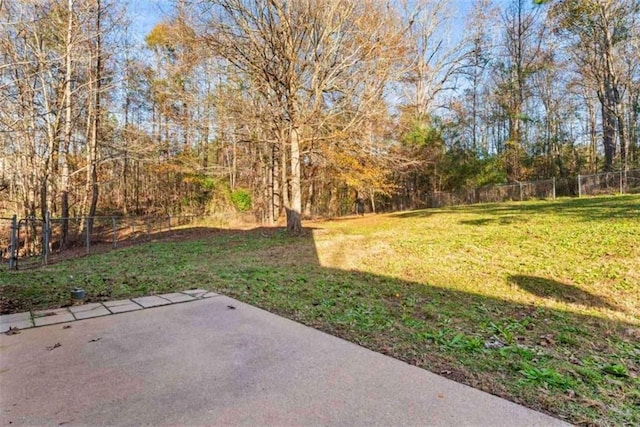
{"left": 1, "top": 289, "right": 221, "bottom": 333}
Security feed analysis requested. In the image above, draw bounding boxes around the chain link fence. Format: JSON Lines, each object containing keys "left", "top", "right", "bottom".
{"left": 3, "top": 169, "right": 638, "bottom": 270}
{"left": 578, "top": 168, "right": 640, "bottom": 197}
{"left": 422, "top": 169, "right": 639, "bottom": 209}
{"left": 1, "top": 212, "right": 244, "bottom": 271}
{"left": 423, "top": 178, "right": 557, "bottom": 208}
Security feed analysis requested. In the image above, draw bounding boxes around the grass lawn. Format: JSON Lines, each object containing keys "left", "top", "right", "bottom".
{"left": 1, "top": 195, "right": 639, "bottom": 425}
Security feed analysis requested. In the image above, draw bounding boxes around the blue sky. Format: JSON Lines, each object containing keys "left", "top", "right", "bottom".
{"left": 125, "top": 0, "right": 505, "bottom": 41}
{"left": 126, "top": 0, "right": 172, "bottom": 42}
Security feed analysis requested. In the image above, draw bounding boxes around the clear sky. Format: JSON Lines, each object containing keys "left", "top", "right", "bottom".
{"left": 126, "top": 0, "right": 172, "bottom": 42}
{"left": 122, "top": 0, "right": 520, "bottom": 54}
{"left": 125, "top": 0, "right": 516, "bottom": 44}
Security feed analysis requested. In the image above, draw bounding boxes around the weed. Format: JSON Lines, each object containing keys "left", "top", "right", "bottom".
{"left": 486, "top": 318, "right": 530, "bottom": 344}
{"left": 424, "top": 328, "right": 453, "bottom": 346}
{"left": 423, "top": 329, "right": 483, "bottom": 353}
{"left": 499, "top": 345, "right": 539, "bottom": 361}
{"left": 557, "top": 332, "right": 578, "bottom": 346}
{"left": 400, "top": 315, "right": 425, "bottom": 330}
{"left": 574, "top": 366, "right": 603, "bottom": 382}
{"left": 338, "top": 304, "right": 393, "bottom": 332}
{"left": 519, "top": 363, "right": 575, "bottom": 391}
{"left": 602, "top": 363, "right": 629, "bottom": 378}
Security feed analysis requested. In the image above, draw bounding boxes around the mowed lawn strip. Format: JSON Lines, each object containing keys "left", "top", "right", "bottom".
{"left": 1, "top": 195, "right": 639, "bottom": 425}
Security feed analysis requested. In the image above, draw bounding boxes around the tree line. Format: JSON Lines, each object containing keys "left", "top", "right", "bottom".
{"left": 1, "top": 0, "right": 638, "bottom": 232}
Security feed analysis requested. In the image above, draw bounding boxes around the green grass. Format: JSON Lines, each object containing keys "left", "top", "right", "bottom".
{"left": 1, "top": 195, "right": 639, "bottom": 425}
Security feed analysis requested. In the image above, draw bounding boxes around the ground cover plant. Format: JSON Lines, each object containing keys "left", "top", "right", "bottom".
{"left": 1, "top": 195, "right": 639, "bottom": 425}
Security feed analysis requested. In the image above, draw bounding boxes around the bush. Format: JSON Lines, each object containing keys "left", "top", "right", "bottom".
{"left": 231, "top": 189, "right": 252, "bottom": 212}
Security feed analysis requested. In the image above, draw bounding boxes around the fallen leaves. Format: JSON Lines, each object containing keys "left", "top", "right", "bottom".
{"left": 46, "top": 343, "right": 61, "bottom": 351}
{"left": 484, "top": 337, "right": 506, "bottom": 349}
{"left": 538, "top": 334, "right": 556, "bottom": 347}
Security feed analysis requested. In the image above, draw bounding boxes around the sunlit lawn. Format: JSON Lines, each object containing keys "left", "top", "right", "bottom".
{"left": 1, "top": 195, "right": 639, "bottom": 425}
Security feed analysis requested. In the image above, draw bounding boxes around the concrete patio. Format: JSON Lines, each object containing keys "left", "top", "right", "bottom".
{"left": 0, "top": 294, "right": 569, "bottom": 426}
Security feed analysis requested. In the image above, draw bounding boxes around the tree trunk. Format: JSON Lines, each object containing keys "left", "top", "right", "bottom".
{"left": 303, "top": 180, "right": 313, "bottom": 218}
{"left": 601, "top": 96, "right": 616, "bottom": 171}
{"left": 231, "top": 133, "right": 237, "bottom": 189}
{"left": 202, "top": 118, "right": 209, "bottom": 170}
{"left": 587, "top": 98, "right": 598, "bottom": 173}
{"left": 617, "top": 106, "right": 627, "bottom": 173}
{"left": 60, "top": 0, "right": 74, "bottom": 247}
{"left": 269, "top": 143, "right": 277, "bottom": 224}
{"left": 135, "top": 160, "right": 140, "bottom": 214}
{"left": 85, "top": 0, "right": 102, "bottom": 236}
{"left": 280, "top": 134, "right": 289, "bottom": 217}
{"left": 369, "top": 191, "right": 376, "bottom": 214}
{"left": 286, "top": 126, "right": 302, "bottom": 233}
{"left": 122, "top": 151, "right": 128, "bottom": 215}
{"left": 630, "top": 94, "right": 639, "bottom": 168}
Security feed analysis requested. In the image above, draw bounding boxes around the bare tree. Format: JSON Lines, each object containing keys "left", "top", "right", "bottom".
{"left": 201, "top": 0, "right": 405, "bottom": 231}
{"left": 551, "top": 0, "right": 639, "bottom": 171}
{"left": 497, "top": 0, "right": 546, "bottom": 181}
{"left": 400, "top": 0, "right": 464, "bottom": 122}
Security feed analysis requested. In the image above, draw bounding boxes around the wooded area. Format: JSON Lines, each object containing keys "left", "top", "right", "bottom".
{"left": 1, "top": 0, "right": 639, "bottom": 231}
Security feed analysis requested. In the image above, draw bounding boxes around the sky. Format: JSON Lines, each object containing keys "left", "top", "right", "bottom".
{"left": 126, "top": 0, "right": 172, "bottom": 42}
{"left": 124, "top": 0, "right": 510, "bottom": 43}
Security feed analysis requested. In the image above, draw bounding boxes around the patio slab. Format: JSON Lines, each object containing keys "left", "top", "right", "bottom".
{"left": 2, "top": 289, "right": 220, "bottom": 333}
{"left": 69, "top": 303, "right": 111, "bottom": 320}
{"left": 1, "top": 312, "right": 32, "bottom": 324}
{"left": 0, "top": 312, "right": 34, "bottom": 333}
{"left": 181, "top": 288, "right": 210, "bottom": 298}
{"left": 103, "top": 299, "right": 143, "bottom": 313}
{"left": 131, "top": 295, "right": 171, "bottom": 308}
{"left": 158, "top": 292, "right": 196, "bottom": 303}
{"left": 32, "top": 308, "right": 75, "bottom": 327}
{"left": 1, "top": 321, "right": 35, "bottom": 333}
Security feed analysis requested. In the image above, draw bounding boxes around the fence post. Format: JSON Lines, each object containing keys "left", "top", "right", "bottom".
{"left": 42, "top": 211, "right": 50, "bottom": 265}
{"left": 112, "top": 217, "right": 117, "bottom": 248}
{"left": 620, "top": 170, "right": 623, "bottom": 195}
{"left": 85, "top": 217, "right": 90, "bottom": 254}
{"left": 519, "top": 182, "right": 523, "bottom": 201}
{"left": 552, "top": 177, "right": 556, "bottom": 200}
{"left": 9, "top": 215, "right": 17, "bottom": 270}
{"left": 168, "top": 215, "right": 172, "bottom": 231}
{"left": 578, "top": 174, "right": 582, "bottom": 197}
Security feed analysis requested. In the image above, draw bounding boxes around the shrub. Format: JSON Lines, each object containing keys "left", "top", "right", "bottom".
{"left": 231, "top": 188, "right": 252, "bottom": 212}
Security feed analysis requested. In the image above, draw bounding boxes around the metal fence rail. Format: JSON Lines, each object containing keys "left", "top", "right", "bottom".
{"left": 424, "top": 178, "right": 557, "bottom": 208}
{"left": 2, "top": 169, "right": 638, "bottom": 270}
{"left": 578, "top": 168, "right": 640, "bottom": 197}
{"left": 1, "top": 212, "right": 241, "bottom": 270}
{"left": 422, "top": 169, "right": 639, "bottom": 209}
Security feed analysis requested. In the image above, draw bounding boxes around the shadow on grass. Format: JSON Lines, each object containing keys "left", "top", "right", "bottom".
{"left": 0, "top": 225, "right": 638, "bottom": 425}
{"left": 509, "top": 274, "right": 621, "bottom": 311}
{"left": 392, "top": 195, "right": 640, "bottom": 222}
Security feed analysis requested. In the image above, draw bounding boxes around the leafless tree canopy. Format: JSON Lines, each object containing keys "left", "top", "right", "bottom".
{"left": 1, "top": 0, "right": 639, "bottom": 224}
